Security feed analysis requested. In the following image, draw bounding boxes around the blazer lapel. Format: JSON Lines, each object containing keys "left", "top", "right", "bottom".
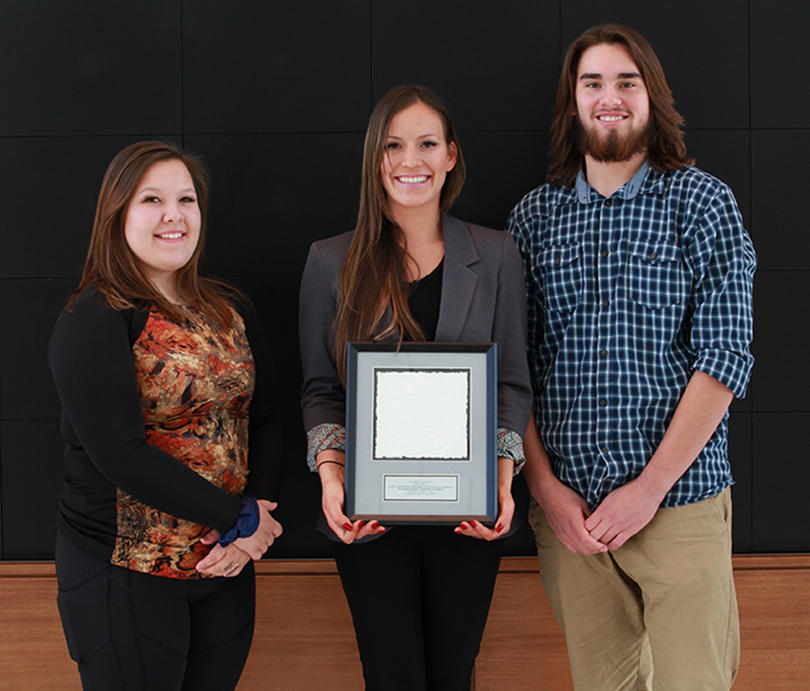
{"left": 436, "top": 215, "right": 478, "bottom": 341}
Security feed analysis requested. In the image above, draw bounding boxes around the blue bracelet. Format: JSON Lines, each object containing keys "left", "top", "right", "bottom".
{"left": 218, "top": 496, "right": 260, "bottom": 547}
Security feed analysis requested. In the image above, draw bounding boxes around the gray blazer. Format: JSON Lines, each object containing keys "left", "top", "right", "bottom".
{"left": 299, "top": 214, "right": 532, "bottom": 438}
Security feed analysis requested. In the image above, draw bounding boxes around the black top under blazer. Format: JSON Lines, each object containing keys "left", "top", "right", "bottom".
{"left": 299, "top": 215, "right": 533, "bottom": 440}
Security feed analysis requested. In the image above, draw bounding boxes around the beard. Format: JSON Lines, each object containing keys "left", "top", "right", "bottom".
{"left": 575, "top": 116, "right": 650, "bottom": 163}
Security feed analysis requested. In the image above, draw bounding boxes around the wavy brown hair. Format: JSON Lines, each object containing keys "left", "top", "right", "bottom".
{"left": 334, "top": 85, "right": 466, "bottom": 382}
{"left": 547, "top": 23, "right": 694, "bottom": 187}
{"left": 70, "top": 140, "right": 241, "bottom": 328}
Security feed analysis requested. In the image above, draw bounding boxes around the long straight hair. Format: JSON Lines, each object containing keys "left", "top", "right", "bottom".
{"left": 334, "top": 85, "right": 466, "bottom": 383}
{"left": 70, "top": 140, "right": 240, "bottom": 328}
{"left": 547, "top": 24, "right": 694, "bottom": 187}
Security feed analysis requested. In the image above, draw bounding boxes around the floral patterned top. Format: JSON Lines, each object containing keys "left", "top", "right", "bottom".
{"left": 50, "top": 285, "right": 280, "bottom": 581}
{"left": 111, "top": 308, "right": 255, "bottom": 578}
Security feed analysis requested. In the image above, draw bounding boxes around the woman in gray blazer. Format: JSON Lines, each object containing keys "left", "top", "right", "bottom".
{"left": 299, "top": 85, "right": 532, "bottom": 690}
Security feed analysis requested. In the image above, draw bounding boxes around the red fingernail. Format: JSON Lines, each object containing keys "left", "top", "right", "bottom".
{"left": 343, "top": 522, "right": 352, "bottom": 530}
{"left": 469, "top": 520, "right": 477, "bottom": 528}
{"left": 370, "top": 521, "right": 379, "bottom": 529}
{"left": 357, "top": 520, "right": 365, "bottom": 528}
{"left": 495, "top": 523, "right": 503, "bottom": 533}
{"left": 454, "top": 527, "right": 462, "bottom": 534}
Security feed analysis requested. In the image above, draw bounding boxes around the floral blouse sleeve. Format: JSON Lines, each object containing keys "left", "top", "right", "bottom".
{"left": 308, "top": 423, "right": 524, "bottom": 474}
{"left": 306, "top": 422, "right": 346, "bottom": 471}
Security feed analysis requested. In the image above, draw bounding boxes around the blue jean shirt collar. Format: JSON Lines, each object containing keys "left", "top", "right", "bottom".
{"left": 575, "top": 159, "right": 652, "bottom": 203}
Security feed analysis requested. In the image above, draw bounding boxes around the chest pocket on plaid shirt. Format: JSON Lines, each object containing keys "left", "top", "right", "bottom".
{"left": 623, "top": 241, "right": 688, "bottom": 308}
{"left": 538, "top": 243, "right": 582, "bottom": 313}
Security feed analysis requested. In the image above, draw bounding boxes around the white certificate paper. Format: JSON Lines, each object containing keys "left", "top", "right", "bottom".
{"left": 373, "top": 368, "right": 470, "bottom": 460}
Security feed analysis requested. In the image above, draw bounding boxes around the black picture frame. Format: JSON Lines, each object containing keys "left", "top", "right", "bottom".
{"left": 345, "top": 342, "right": 497, "bottom": 524}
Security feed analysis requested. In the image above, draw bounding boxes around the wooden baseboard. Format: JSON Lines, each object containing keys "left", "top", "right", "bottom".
{"left": 1, "top": 555, "right": 808, "bottom": 689}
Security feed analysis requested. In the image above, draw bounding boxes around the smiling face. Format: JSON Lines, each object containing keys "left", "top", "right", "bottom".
{"left": 574, "top": 42, "right": 650, "bottom": 163}
{"left": 380, "top": 101, "right": 457, "bottom": 218}
{"left": 123, "top": 158, "right": 201, "bottom": 299}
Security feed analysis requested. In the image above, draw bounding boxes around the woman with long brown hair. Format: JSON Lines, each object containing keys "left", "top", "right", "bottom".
{"left": 300, "top": 86, "right": 532, "bottom": 689}
{"left": 49, "top": 141, "right": 283, "bottom": 690}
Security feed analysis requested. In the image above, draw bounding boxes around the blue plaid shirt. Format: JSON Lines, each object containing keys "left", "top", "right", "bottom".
{"left": 507, "top": 161, "right": 755, "bottom": 509}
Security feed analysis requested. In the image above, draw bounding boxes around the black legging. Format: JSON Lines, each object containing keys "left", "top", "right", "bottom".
{"left": 332, "top": 526, "right": 502, "bottom": 691}
{"left": 55, "top": 531, "right": 254, "bottom": 691}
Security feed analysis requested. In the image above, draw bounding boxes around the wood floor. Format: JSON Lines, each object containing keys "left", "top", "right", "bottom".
{"left": 1, "top": 555, "right": 807, "bottom": 690}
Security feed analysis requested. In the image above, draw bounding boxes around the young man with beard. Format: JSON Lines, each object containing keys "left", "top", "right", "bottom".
{"left": 507, "top": 24, "right": 755, "bottom": 690}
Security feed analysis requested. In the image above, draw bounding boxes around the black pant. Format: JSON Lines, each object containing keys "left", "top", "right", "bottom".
{"left": 55, "top": 531, "right": 254, "bottom": 691}
{"left": 332, "top": 526, "right": 502, "bottom": 691}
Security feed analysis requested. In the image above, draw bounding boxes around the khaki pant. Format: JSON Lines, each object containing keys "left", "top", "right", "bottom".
{"left": 530, "top": 488, "right": 739, "bottom": 691}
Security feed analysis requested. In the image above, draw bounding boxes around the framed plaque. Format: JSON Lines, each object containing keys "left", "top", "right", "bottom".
{"left": 345, "top": 342, "right": 497, "bottom": 524}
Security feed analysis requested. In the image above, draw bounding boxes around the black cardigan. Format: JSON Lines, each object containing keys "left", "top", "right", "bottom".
{"left": 48, "top": 284, "right": 282, "bottom": 562}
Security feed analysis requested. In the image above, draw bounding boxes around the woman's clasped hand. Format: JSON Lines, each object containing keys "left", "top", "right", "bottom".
{"left": 196, "top": 499, "right": 284, "bottom": 576}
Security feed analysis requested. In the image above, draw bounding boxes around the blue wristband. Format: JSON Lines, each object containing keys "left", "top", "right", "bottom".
{"left": 218, "top": 496, "right": 260, "bottom": 547}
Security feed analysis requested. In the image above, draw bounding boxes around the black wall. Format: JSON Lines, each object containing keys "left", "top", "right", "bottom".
{"left": 1, "top": 1, "right": 807, "bottom": 559}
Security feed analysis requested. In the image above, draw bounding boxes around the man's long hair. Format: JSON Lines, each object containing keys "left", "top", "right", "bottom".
{"left": 547, "top": 24, "right": 694, "bottom": 187}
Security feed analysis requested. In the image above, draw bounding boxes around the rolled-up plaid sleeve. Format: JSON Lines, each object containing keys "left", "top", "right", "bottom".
{"left": 687, "top": 185, "right": 756, "bottom": 398}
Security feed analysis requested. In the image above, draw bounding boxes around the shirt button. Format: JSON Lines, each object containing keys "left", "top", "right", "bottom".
{"left": 599, "top": 399, "right": 607, "bottom": 407}
{"left": 555, "top": 257, "right": 561, "bottom": 264}
{"left": 600, "top": 249, "right": 609, "bottom": 257}
{"left": 600, "top": 349, "right": 608, "bottom": 357}
{"left": 602, "top": 447, "right": 609, "bottom": 454}
{"left": 605, "top": 200, "right": 612, "bottom": 207}
{"left": 602, "top": 300, "right": 610, "bottom": 308}
{"left": 650, "top": 252, "right": 658, "bottom": 260}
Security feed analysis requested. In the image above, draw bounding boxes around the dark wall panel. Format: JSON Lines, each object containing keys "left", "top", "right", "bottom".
{"left": 751, "top": 130, "right": 810, "bottom": 271}
{"left": 0, "top": 1, "right": 806, "bottom": 558}
{"left": 230, "top": 274, "right": 303, "bottom": 409}
{"left": 752, "top": 413, "right": 810, "bottom": 551}
{"left": 0, "top": 2, "right": 182, "bottom": 136}
{"left": 186, "top": 133, "right": 363, "bottom": 277}
{"left": 1, "top": 420, "right": 63, "bottom": 558}
{"left": 686, "top": 130, "right": 751, "bottom": 227}
{"left": 452, "top": 130, "right": 549, "bottom": 230}
{"left": 501, "top": 476, "right": 538, "bottom": 556}
{"left": 751, "top": 2, "right": 810, "bottom": 128}
{"left": 0, "top": 137, "right": 182, "bottom": 279}
{"left": 371, "top": 1, "right": 560, "bottom": 131}
{"left": 729, "top": 413, "right": 753, "bottom": 552}
{"left": 0, "top": 279, "right": 75, "bottom": 421}
{"left": 266, "top": 422, "right": 332, "bottom": 559}
{"left": 182, "top": 0, "right": 371, "bottom": 133}
{"left": 561, "top": 1, "right": 748, "bottom": 129}
{"left": 750, "top": 271, "right": 809, "bottom": 413}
